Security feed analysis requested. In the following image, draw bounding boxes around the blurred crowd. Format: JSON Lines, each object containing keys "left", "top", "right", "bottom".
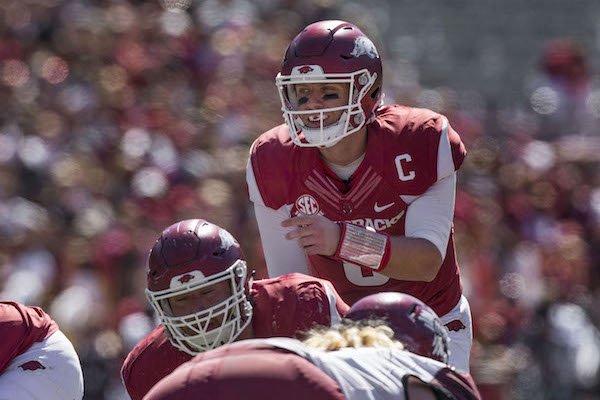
{"left": 1, "top": 0, "right": 600, "bottom": 399}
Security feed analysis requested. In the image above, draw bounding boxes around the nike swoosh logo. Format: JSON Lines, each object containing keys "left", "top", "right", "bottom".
{"left": 374, "top": 202, "right": 395, "bottom": 212}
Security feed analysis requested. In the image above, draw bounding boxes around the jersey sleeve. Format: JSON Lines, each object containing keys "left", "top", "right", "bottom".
{"left": 247, "top": 132, "right": 313, "bottom": 277}
{"left": 386, "top": 108, "right": 464, "bottom": 258}
{"left": 377, "top": 106, "right": 466, "bottom": 194}
{"left": 247, "top": 128, "right": 293, "bottom": 210}
{"left": 247, "top": 158, "right": 310, "bottom": 277}
{"left": 0, "top": 302, "right": 58, "bottom": 374}
{"left": 121, "top": 352, "right": 148, "bottom": 400}
{"left": 414, "top": 115, "right": 466, "bottom": 186}
{"left": 405, "top": 115, "right": 464, "bottom": 258}
{"left": 437, "top": 118, "right": 467, "bottom": 181}
{"left": 121, "top": 326, "right": 192, "bottom": 400}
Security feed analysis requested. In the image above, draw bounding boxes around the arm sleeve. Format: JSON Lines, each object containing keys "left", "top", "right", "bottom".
{"left": 402, "top": 173, "right": 456, "bottom": 260}
{"left": 246, "top": 159, "right": 310, "bottom": 277}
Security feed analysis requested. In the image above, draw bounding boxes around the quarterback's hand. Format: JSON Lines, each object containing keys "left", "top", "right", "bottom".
{"left": 281, "top": 214, "right": 340, "bottom": 256}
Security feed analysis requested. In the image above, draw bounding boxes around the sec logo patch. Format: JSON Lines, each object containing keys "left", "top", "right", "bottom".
{"left": 295, "top": 194, "right": 320, "bottom": 215}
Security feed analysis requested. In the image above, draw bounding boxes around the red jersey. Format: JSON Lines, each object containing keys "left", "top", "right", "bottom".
{"left": 144, "top": 339, "right": 480, "bottom": 400}
{"left": 144, "top": 343, "right": 345, "bottom": 400}
{"left": 0, "top": 302, "right": 59, "bottom": 374}
{"left": 249, "top": 105, "right": 466, "bottom": 316}
{"left": 121, "top": 273, "right": 349, "bottom": 400}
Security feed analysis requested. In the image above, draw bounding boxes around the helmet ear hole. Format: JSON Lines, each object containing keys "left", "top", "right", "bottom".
{"left": 213, "top": 249, "right": 226, "bottom": 257}
{"left": 370, "top": 86, "right": 380, "bottom": 99}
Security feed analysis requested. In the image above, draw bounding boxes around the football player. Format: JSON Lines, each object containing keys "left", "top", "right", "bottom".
{"left": 246, "top": 19, "right": 472, "bottom": 371}
{"left": 144, "top": 292, "right": 481, "bottom": 400}
{"left": 0, "top": 301, "right": 84, "bottom": 400}
{"left": 121, "top": 219, "right": 349, "bottom": 400}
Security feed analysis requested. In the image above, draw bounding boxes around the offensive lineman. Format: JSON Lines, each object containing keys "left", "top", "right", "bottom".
{"left": 121, "top": 219, "right": 349, "bottom": 399}
{"left": 145, "top": 293, "right": 481, "bottom": 400}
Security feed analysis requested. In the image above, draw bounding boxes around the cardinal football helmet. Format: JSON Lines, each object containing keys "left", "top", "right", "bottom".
{"left": 345, "top": 292, "right": 450, "bottom": 363}
{"left": 146, "top": 219, "right": 252, "bottom": 355}
{"left": 276, "top": 20, "right": 383, "bottom": 147}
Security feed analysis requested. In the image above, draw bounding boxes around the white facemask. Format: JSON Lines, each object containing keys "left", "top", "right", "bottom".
{"left": 276, "top": 67, "right": 377, "bottom": 147}
{"left": 294, "top": 111, "right": 350, "bottom": 148}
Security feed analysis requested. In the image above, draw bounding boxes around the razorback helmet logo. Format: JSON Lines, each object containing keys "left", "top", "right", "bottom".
{"left": 178, "top": 273, "right": 194, "bottom": 284}
{"left": 351, "top": 36, "right": 379, "bottom": 59}
{"left": 298, "top": 65, "right": 314, "bottom": 74}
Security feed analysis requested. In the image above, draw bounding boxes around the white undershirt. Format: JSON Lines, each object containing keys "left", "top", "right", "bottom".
{"left": 325, "top": 153, "right": 366, "bottom": 181}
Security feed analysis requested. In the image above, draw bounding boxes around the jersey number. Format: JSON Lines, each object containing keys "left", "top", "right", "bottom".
{"left": 343, "top": 262, "right": 390, "bottom": 286}
{"left": 395, "top": 154, "right": 415, "bottom": 181}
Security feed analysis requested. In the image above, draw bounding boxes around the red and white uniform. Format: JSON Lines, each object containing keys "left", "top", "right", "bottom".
{"left": 144, "top": 338, "right": 481, "bottom": 400}
{"left": 0, "top": 302, "right": 84, "bottom": 400}
{"left": 248, "top": 105, "right": 473, "bottom": 371}
{"left": 122, "top": 273, "right": 349, "bottom": 400}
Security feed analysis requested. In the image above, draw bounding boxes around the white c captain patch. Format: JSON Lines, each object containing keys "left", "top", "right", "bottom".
{"left": 351, "top": 36, "right": 379, "bottom": 59}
